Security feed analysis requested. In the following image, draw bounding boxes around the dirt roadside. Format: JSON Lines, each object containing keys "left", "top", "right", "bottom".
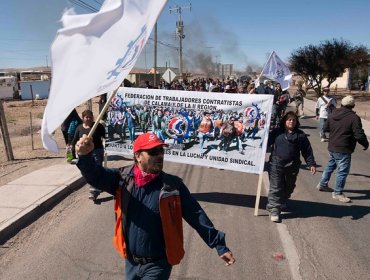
{"left": 0, "top": 89, "right": 369, "bottom": 187}
{"left": 0, "top": 97, "right": 101, "bottom": 187}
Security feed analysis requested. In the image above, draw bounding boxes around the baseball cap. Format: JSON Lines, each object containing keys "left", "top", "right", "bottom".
{"left": 341, "top": 95, "right": 355, "bottom": 107}
{"left": 133, "top": 133, "right": 168, "bottom": 153}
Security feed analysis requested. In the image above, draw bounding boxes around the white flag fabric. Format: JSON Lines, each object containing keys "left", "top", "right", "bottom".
{"left": 259, "top": 51, "right": 292, "bottom": 91}
{"left": 41, "top": 0, "right": 167, "bottom": 152}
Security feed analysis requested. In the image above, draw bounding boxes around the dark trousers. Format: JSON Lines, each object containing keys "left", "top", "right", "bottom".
{"left": 125, "top": 259, "right": 172, "bottom": 280}
{"left": 267, "top": 156, "right": 301, "bottom": 213}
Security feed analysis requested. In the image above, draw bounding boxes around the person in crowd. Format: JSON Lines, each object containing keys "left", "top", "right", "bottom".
{"left": 254, "top": 80, "right": 266, "bottom": 94}
{"left": 61, "top": 109, "right": 82, "bottom": 162}
{"left": 267, "top": 111, "right": 317, "bottom": 222}
{"left": 255, "top": 81, "right": 264, "bottom": 94}
{"left": 315, "top": 87, "right": 336, "bottom": 142}
{"left": 98, "top": 93, "right": 108, "bottom": 121}
{"left": 115, "top": 108, "right": 126, "bottom": 143}
{"left": 217, "top": 117, "right": 236, "bottom": 152}
{"left": 153, "top": 109, "right": 166, "bottom": 141}
{"left": 61, "top": 109, "right": 81, "bottom": 146}
{"left": 144, "top": 80, "right": 153, "bottom": 89}
{"left": 317, "top": 95, "right": 368, "bottom": 203}
{"left": 292, "top": 84, "right": 306, "bottom": 118}
{"left": 247, "top": 83, "right": 256, "bottom": 94}
{"left": 71, "top": 109, "right": 105, "bottom": 201}
{"left": 124, "top": 107, "right": 137, "bottom": 143}
{"left": 270, "top": 83, "right": 287, "bottom": 128}
{"left": 75, "top": 132, "right": 235, "bottom": 279}
{"left": 280, "top": 89, "right": 291, "bottom": 116}
{"left": 198, "top": 111, "right": 214, "bottom": 153}
{"left": 139, "top": 106, "right": 150, "bottom": 133}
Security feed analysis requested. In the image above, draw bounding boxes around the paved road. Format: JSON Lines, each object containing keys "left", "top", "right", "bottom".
{"left": 0, "top": 162, "right": 292, "bottom": 280}
{"left": 0, "top": 109, "right": 369, "bottom": 280}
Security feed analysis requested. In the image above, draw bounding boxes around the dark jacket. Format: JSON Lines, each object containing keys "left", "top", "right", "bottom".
{"left": 268, "top": 127, "right": 316, "bottom": 167}
{"left": 76, "top": 155, "right": 230, "bottom": 259}
{"left": 325, "top": 107, "right": 369, "bottom": 153}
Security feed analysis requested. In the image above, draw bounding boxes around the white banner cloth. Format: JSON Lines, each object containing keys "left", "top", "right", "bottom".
{"left": 105, "top": 88, "right": 274, "bottom": 174}
{"left": 41, "top": 0, "right": 167, "bottom": 152}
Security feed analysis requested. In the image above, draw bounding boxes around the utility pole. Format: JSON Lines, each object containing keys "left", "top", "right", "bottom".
{"left": 154, "top": 23, "right": 158, "bottom": 87}
{"left": 169, "top": 3, "right": 191, "bottom": 80}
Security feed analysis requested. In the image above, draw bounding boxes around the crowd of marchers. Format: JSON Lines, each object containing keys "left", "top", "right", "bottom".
{"left": 64, "top": 74, "right": 368, "bottom": 279}
{"left": 144, "top": 77, "right": 300, "bottom": 128}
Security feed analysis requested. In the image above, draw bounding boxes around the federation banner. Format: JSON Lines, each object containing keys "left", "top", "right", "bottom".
{"left": 105, "top": 88, "right": 273, "bottom": 174}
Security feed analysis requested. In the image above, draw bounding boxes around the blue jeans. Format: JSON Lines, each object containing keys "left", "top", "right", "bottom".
{"left": 198, "top": 132, "right": 211, "bottom": 152}
{"left": 125, "top": 259, "right": 172, "bottom": 280}
{"left": 319, "top": 118, "right": 327, "bottom": 138}
{"left": 319, "top": 152, "right": 351, "bottom": 194}
{"left": 128, "top": 126, "right": 136, "bottom": 142}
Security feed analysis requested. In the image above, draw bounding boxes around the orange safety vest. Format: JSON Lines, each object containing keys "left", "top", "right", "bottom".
{"left": 198, "top": 118, "right": 213, "bottom": 133}
{"left": 113, "top": 165, "right": 185, "bottom": 265}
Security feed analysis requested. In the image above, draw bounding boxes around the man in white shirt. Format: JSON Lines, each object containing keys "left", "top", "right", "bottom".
{"left": 315, "top": 87, "right": 336, "bottom": 142}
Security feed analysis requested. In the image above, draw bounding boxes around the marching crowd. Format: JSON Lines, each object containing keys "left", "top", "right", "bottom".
{"left": 60, "top": 77, "right": 368, "bottom": 279}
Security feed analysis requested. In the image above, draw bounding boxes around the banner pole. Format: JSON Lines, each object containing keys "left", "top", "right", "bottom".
{"left": 88, "top": 87, "right": 119, "bottom": 138}
{"left": 254, "top": 173, "right": 264, "bottom": 216}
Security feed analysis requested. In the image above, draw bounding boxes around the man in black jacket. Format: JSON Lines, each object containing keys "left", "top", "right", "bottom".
{"left": 317, "top": 95, "right": 369, "bottom": 203}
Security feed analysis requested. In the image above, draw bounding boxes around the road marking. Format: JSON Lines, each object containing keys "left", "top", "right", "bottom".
{"left": 262, "top": 172, "right": 302, "bottom": 280}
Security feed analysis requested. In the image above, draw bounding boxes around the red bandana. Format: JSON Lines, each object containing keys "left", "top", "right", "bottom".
{"left": 133, "top": 165, "right": 159, "bottom": 188}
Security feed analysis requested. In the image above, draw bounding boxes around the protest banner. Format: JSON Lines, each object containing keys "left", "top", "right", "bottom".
{"left": 105, "top": 87, "right": 273, "bottom": 175}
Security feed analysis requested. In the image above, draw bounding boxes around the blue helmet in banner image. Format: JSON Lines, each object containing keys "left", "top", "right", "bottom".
{"left": 166, "top": 116, "right": 188, "bottom": 139}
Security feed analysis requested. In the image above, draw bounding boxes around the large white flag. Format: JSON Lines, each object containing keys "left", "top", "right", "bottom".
{"left": 259, "top": 51, "right": 292, "bottom": 91}
{"left": 41, "top": 0, "right": 167, "bottom": 152}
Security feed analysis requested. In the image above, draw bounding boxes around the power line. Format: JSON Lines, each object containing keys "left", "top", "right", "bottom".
{"left": 148, "top": 38, "right": 178, "bottom": 50}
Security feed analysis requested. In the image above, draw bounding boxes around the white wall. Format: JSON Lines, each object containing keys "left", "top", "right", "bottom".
{"left": 19, "top": 80, "right": 51, "bottom": 100}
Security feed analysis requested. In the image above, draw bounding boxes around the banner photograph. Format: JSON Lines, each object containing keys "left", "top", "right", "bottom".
{"left": 105, "top": 88, "right": 273, "bottom": 174}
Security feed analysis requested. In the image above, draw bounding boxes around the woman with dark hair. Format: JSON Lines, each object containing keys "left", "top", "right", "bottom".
{"left": 266, "top": 111, "right": 317, "bottom": 222}
{"left": 61, "top": 109, "right": 81, "bottom": 145}
{"left": 72, "top": 109, "right": 105, "bottom": 201}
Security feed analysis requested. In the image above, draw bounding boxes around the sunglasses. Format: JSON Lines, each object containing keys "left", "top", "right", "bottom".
{"left": 144, "top": 147, "right": 165, "bottom": 156}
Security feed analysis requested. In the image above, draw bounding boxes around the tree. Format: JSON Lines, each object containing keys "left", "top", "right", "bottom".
{"left": 289, "top": 39, "right": 370, "bottom": 96}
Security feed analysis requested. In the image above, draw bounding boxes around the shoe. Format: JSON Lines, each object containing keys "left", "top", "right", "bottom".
{"left": 89, "top": 192, "right": 99, "bottom": 201}
{"left": 320, "top": 138, "right": 326, "bottom": 142}
{"left": 239, "top": 150, "right": 245, "bottom": 155}
{"left": 316, "top": 184, "right": 333, "bottom": 192}
{"left": 332, "top": 193, "right": 351, "bottom": 203}
{"left": 270, "top": 213, "right": 280, "bottom": 223}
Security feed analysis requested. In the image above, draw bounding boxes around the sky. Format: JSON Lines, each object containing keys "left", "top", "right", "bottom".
{"left": 1, "top": 0, "right": 370, "bottom": 73}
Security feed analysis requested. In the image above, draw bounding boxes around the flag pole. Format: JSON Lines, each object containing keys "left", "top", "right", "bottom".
{"left": 254, "top": 173, "right": 264, "bottom": 216}
{"left": 87, "top": 87, "right": 118, "bottom": 138}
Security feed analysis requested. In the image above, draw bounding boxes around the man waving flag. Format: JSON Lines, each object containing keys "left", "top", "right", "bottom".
{"left": 41, "top": 0, "right": 167, "bottom": 152}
